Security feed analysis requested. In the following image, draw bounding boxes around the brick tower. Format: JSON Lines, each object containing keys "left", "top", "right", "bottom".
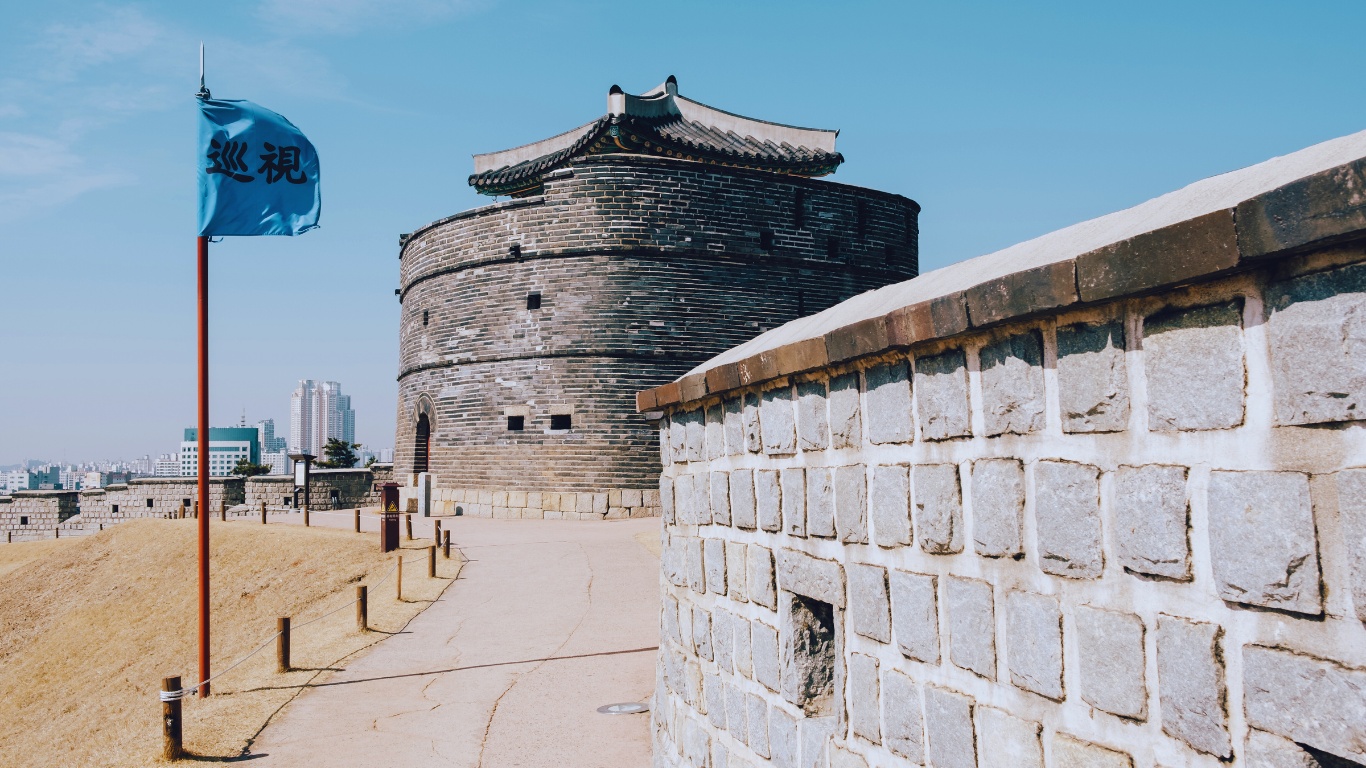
{"left": 394, "top": 76, "right": 920, "bottom": 518}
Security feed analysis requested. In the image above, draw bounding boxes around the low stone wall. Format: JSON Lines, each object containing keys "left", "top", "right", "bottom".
{"left": 0, "top": 491, "right": 81, "bottom": 538}
{"left": 413, "top": 485, "right": 660, "bottom": 520}
{"left": 243, "top": 466, "right": 391, "bottom": 511}
{"left": 79, "top": 478, "right": 245, "bottom": 527}
{"left": 646, "top": 242, "right": 1366, "bottom": 759}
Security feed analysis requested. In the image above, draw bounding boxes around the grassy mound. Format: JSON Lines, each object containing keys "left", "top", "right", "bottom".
{"left": 0, "top": 518, "right": 459, "bottom": 765}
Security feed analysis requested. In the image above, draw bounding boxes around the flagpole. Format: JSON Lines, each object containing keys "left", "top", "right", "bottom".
{"left": 197, "top": 233, "right": 211, "bottom": 698}
{"left": 196, "top": 41, "right": 212, "bottom": 699}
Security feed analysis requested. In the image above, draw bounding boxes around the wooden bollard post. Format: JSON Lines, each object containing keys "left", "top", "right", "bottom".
{"left": 193, "top": 501, "right": 198, "bottom": 519}
{"left": 434, "top": 519, "right": 441, "bottom": 546}
{"left": 396, "top": 555, "right": 403, "bottom": 600}
{"left": 443, "top": 530, "right": 450, "bottom": 559}
{"left": 405, "top": 513, "right": 413, "bottom": 541}
{"left": 277, "top": 617, "right": 291, "bottom": 672}
{"left": 428, "top": 545, "right": 436, "bottom": 578}
{"left": 356, "top": 585, "right": 368, "bottom": 631}
{"left": 261, "top": 501, "right": 267, "bottom": 524}
{"left": 177, "top": 504, "right": 185, "bottom": 520}
{"left": 219, "top": 502, "right": 226, "bottom": 522}
{"left": 54, "top": 528, "right": 59, "bottom": 540}
{"left": 304, "top": 505, "right": 310, "bottom": 527}
{"left": 354, "top": 508, "right": 361, "bottom": 533}
{"left": 162, "top": 676, "right": 183, "bottom": 760}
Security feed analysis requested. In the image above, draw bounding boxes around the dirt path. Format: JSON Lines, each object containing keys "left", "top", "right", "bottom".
{"left": 245, "top": 516, "right": 660, "bottom": 767}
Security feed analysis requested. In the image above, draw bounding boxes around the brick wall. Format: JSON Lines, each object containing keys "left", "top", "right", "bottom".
{"left": 650, "top": 245, "right": 1366, "bottom": 767}
{"left": 394, "top": 155, "right": 919, "bottom": 510}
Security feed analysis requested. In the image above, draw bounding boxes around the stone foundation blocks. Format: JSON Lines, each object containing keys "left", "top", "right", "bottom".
{"left": 1033, "top": 460, "right": 1103, "bottom": 579}
{"left": 1143, "top": 300, "right": 1245, "bottom": 431}
{"left": 1155, "top": 614, "right": 1230, "bottom": 757}
{"left": 1114, "top": 464, "right": 1189, "bottom": 580}
{"left": 846, "top": 563, "right": 890, "bottom": 643}
{"left": 1207, "top": 470, "right": 1321, "bottom": 614}
{"left": 1075, "top": 606, "right": 1147, "bottom": 720}
{"left": 913, "top": 463, "right": 963, "bottom": 554}
{"left": 1005, "top": 590, "right": 1063, "bottom": 700}
{"left": 970, "top": 458, "right": 1024, "bottom": 558}
{"left": 945, "top": 575, "right": 996, "bottom": 680}
{"left": 866, "top": 361, "right": 913, "bottom": 444}
{"left": 890, "top": 569, "right": 939, "bottom": 664}
{"left": 869, "top": 464, "right": 911, "bottom": 548}
{"left": 924, "top": 685, "right": 976, "bottom": 768}
{"left": 980, "top": 329, "right": 1046, "bottom": 436}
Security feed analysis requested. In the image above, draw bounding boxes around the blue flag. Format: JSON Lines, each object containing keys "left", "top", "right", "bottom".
{"left": 197, "top": 98, "right": 320, "bottom": 236}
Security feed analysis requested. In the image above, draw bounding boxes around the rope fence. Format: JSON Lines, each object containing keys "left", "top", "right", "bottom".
{"left": 157, "top": 541, "right": 447, "bottom": 757}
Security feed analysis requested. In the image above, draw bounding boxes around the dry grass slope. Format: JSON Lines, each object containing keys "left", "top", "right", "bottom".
{"left": 0, "top": 518, "right": 461, "bottom": 766}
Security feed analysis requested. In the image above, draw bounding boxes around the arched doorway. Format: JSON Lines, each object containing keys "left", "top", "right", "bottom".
{"left": 414, "top": 413, "right": 431, "bottom": 474}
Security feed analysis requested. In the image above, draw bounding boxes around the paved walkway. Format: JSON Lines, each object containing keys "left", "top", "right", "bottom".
{"left": 246, "top": 515, "right": 661, "bottom": 767}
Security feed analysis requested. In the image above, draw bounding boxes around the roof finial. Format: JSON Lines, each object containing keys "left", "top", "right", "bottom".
{"left": 665, "top": 75, "right": 678, "bottom": 96}
{"left": 608, "top": 84, "right": 625, "bottom": 117}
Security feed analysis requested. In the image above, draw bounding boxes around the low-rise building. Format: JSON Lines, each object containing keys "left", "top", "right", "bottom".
{"left": 179, "top": 427, "right": 260, "bottom": 477}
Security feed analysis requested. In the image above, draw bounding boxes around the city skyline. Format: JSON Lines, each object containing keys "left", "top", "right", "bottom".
{"left": 2, "top": 384, "right": 381, "bottom": 474}
{"left": 4, "top": 1, "right": 1365, "bottom": 464}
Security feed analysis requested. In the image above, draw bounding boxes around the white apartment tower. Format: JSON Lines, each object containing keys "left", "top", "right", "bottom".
{"left": 290, "top": 380, "right": 356, "bottom": 456}
{"left": 290, "top": 379, "right": 316, "bottom": 454}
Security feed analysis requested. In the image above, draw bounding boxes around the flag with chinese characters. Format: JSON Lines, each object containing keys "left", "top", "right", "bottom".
{"left": 197, "top": 98, "right": 320, "bottom": 236}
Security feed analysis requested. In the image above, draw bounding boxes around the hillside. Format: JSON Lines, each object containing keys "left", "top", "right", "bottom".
{"left": 0, "top": 518, "right": 459, "bottom": 765}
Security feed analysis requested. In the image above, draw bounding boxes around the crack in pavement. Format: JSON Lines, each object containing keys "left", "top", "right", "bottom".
{"left": 474, "top": 542, "right": 595, "bottom": 768}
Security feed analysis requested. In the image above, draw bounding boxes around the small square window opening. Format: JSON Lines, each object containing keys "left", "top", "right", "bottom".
{"left": 760, "top": 230, "right": 774, "bottom": 251}
{"left": 146, "top": 498, "right": 154, "bottom": 508}
{"left": 19, "top": 516, "right": 28, "bottom": 526}
{"left": 526, "top": 293, "right": 542, "bottom": 310}
{"left": 550, "top": 414, "right": 572, "bottom": 430}
{"left": 507, "top": 415, "right": 525, "bottom": 431}
{"left": 423, "top": 310, "right": 429, "bottom": 326}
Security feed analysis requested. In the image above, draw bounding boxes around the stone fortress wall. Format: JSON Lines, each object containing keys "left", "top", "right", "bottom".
{"left": 642, "top": 146, "right": 1366, "bottom": 767}
{"left": 394, "top": 155, "right": 920, "bottom": 520}
{"left": 0, "top": 491, "right": 81, "bottom": 538}
{"left": 1, "top": 465, "right": 394, "bottom": 539}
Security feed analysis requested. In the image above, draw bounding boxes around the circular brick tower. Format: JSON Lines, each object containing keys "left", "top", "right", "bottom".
{"left": 395, "top": 76, "right": 920, "bottom": 518}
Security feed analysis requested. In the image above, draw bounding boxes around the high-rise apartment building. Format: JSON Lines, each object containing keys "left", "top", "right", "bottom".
{"left": 256, "top": 418, "right": 287, "bottom": 453}
{"left": 290, "top": 380, "right": 356, "bottom": 456}
{"left": 290, "top": 379, "right": 315, "bottom": 454}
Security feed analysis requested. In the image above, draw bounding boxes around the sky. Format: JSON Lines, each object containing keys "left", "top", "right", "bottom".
{"left": 2, "top": 0, "right": 1365, "bottom": 465}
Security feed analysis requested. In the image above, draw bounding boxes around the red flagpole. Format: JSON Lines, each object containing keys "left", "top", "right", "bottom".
{"left": 197, "top": 234, "right": 211, "bottom": 697}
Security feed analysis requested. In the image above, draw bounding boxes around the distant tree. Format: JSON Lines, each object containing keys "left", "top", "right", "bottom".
{"left": 317, "top": 438, "right": 361, "bottom": 469}
{"left": 231, "top": 458, "right": 273, "bottom": 477}
{"left": 365, "top": 455, "right": 377, "bottom": 468}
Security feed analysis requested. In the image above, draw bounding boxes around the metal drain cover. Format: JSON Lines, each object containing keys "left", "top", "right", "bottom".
{"left": 597, "top": 702, "right": 650, "bottom": 715}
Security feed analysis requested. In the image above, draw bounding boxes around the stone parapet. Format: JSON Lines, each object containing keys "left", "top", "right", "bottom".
{"left": 645, "top": 136, "right": 1366, "bottom": 767}
{"left": 0, "top": 490, "right": 80, "bottom": 537}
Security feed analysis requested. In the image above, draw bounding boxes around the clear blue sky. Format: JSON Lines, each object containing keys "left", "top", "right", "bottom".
{"left": 2, "top": 0, "right": 1364, "bottom": 465}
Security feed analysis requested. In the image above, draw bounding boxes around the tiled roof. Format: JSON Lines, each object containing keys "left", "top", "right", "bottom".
{"left": 469, "top": 76, "right": 844, "bottom": 196}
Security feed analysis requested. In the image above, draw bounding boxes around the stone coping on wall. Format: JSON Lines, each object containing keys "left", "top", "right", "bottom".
{"left": 637, "top": 129, "right": 1366, "bottom": 411}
